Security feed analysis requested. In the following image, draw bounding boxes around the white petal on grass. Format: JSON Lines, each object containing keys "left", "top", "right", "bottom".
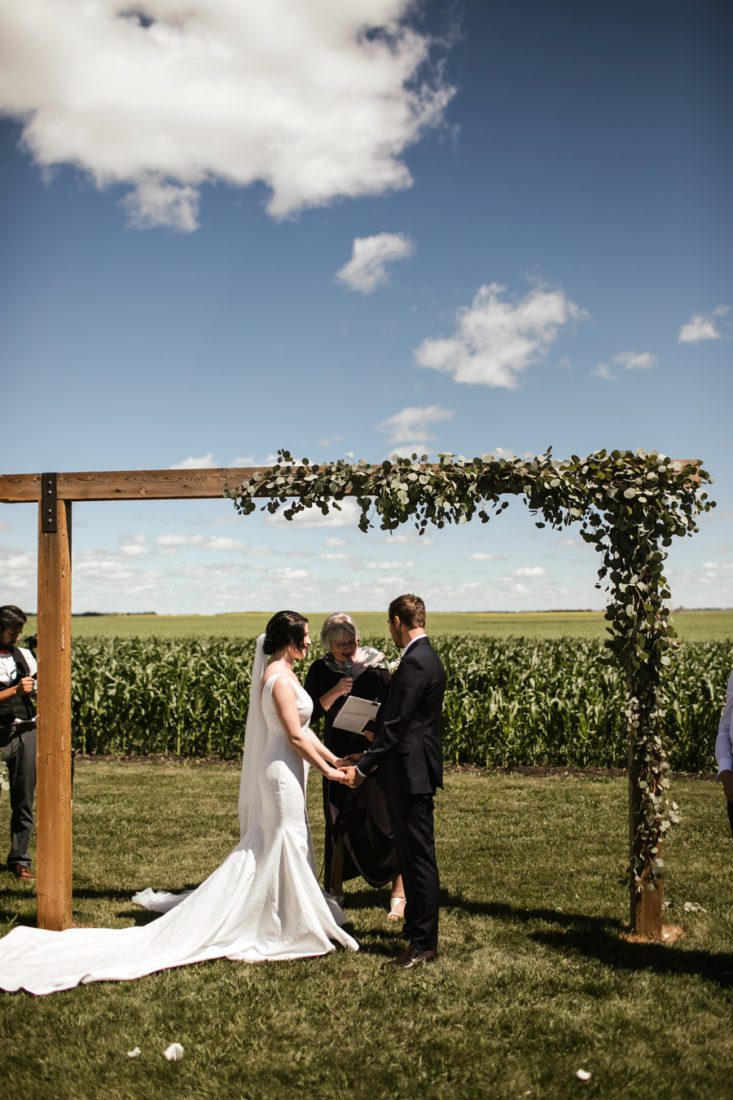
{"left": 163, "top": 1043, "right": 184, "bottom": 1062}
{"left": 576, "top": 1069, "right": 592, "bottom": 1082}
{"left": 127, "top": 1047, "right": 142, "bottom": 1059}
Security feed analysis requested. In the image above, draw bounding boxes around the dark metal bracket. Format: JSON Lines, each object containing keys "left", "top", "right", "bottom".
{"left": 41, "top": 473, "right": 58, "bottom": 532}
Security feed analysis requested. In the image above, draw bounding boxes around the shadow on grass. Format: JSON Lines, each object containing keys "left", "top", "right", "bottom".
{"left": 531, "top": 926, "right": 733, "bottom": 987}
{"left": 3, "top": 885, "right": 731, "bottom": 984}
{"left": 441, "top": 891, "right": 733, "bottom": 988}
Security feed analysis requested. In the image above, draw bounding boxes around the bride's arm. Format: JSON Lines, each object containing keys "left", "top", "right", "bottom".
{"left": 272, "top": 679, "right": 345, "bottom": 781}
{"left": 301, "top": 726, "right": 341, "bottom": 765}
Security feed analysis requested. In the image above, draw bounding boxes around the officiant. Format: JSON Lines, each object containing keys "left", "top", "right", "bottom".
{"left": 304, "top": 613, "right": 404, "bottom": 918}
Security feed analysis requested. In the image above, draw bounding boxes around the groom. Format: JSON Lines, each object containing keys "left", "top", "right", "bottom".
{"left": 340, "top": 594, "right": 445, "bottom": 969}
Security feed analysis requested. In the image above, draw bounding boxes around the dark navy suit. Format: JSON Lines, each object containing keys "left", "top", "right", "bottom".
{"left": 357, "top": 636, "right": 445, "bottom": 951}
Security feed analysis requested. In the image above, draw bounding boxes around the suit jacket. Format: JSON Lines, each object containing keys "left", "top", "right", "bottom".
{"left": 357, "top": 636, "right": 445, "bottom": 796}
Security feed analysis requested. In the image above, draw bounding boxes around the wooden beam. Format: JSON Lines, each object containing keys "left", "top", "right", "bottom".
{"left": 36, "top": 499, "right": 73, "bottom": 930}
{"left": 0, "top": 468, "right": 271, "bottom": 503}
{"left": 0, "top": 459, "right": 703, "bottom": 504}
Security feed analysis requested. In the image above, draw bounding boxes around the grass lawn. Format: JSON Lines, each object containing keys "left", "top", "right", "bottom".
{"left": 1, "top": 764, "right": 731, "bottom": 1099}
{"left": 20, "top": 607, "right": 733, "bottom": 641}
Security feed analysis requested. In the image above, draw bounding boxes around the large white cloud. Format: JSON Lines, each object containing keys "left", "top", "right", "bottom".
{"left": 0, "top": 1, "right": 453, "bottom": 230}
{"left": 415, "top": 283, "right": 586, "bottom": 388}
{"left": 336, "top": 232, "right": 415, "bottom": 293}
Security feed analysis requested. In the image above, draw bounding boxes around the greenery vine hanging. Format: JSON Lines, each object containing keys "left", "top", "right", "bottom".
{"left": 228, "top": 447, "right": 713, "bottom": 909}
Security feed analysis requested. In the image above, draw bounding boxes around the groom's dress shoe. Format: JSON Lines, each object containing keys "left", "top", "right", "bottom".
{"left": 386, "top": 946, "right": 438, "bottom": 970}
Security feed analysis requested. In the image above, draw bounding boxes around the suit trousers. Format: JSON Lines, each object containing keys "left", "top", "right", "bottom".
{"left": 1, "top": 728, "right": 36, "bottom": 868}
{"left": 389, "top": 792, "right": 439, "bottom": 951}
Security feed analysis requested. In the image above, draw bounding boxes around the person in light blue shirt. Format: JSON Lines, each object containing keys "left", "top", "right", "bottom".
{"left": 715, "top": 671, "right": 733, "bottom": 837}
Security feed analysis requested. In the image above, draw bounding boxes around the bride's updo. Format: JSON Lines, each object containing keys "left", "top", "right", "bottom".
{"left": 263, "top": 610, "right": 309, "bottom": 655}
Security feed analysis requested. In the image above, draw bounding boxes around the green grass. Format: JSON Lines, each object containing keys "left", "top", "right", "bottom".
{"left": 20, "top": 608, "right": 733, "bottom": 641}
{"left": 1, "top": 764, "right": 732, "bottom": 1099}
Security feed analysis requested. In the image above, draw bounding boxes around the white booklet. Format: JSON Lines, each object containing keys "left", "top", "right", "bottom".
{"left": 332, "top": 696, "right": 380, "bottom": 734}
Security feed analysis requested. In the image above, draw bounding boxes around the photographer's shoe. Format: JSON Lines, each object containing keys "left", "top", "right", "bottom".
{"left": 10, "top": 864, "right": 35, "bottom": 881}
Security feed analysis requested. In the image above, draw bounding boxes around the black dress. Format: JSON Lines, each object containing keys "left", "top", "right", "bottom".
{"left": 304, "top": 659, "right": 399, "bottom": 892}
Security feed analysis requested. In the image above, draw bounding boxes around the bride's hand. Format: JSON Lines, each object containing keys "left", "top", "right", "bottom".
{"left": 326, "top": 766, "right": 348, "bottom": 782}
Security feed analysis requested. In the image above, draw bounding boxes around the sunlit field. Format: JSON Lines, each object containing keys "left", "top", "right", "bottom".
{"left": 21, "top": 608, "right": 733, "bottom": 641}
{"left": 1, "top": 765, "right": 731, "bottom": 1099}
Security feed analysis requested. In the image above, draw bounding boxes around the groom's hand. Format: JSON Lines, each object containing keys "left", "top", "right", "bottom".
{"left": 338, "top": 765, "right": 365, "bottom": 789}
{"left": 335, "top": 753, "right": 363, "bottom": 767}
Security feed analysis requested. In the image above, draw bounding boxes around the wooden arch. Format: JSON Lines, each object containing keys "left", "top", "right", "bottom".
{"left": 0, "top": 463, "right": 698, "bottom": 936}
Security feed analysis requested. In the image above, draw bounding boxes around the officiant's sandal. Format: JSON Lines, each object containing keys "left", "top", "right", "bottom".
{"left": 388, "top": 895, "right": 406, "bottom": 921}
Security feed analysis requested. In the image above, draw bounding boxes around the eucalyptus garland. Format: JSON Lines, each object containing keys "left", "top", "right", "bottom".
{"left": 228, "top": 448, "right": 714, "bottom": 905}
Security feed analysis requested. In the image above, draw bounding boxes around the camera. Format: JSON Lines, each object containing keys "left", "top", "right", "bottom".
{"left": 10, "top": 717, "right": 37, "bottom": 736}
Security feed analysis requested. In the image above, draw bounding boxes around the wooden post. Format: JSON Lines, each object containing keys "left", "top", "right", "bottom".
{"left": 36, "top": 496, "right": 73, "bottom": 930}
{"left": 628, "top": 740, "right": 663, "bottom": 938}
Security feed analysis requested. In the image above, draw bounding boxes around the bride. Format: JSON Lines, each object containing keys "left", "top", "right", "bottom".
{"left": 0, "top": 611, "right": 358, "bottom": 995}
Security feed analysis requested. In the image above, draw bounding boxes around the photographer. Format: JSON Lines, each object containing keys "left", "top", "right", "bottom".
{"left": 0, "top": 605, "right": 37, "bottom": 881}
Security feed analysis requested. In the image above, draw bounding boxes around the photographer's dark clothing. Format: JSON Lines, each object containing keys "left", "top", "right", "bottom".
{"left": 0, "top": 645, "right": 37, "bottom": 870}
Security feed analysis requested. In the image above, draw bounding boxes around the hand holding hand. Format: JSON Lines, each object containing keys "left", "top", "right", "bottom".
{"left": 326, "top": 766, "right": 347, "bottom": 783}
{"left": 334, "top": 753, "right": 364, "bottom": 767}
{"left": 338, "top": 765, "right": 365, "bottom": 789}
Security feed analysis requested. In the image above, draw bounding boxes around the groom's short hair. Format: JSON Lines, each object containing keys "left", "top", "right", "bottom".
{"left": 389, "top": 594, "right": 425, "bottom": 629}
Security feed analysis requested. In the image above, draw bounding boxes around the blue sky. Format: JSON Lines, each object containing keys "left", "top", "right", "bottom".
{"left": 1, "top": 0, "right": 731, "bottom": 615}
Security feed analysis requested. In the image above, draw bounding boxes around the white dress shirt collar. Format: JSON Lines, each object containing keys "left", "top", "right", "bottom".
{"left": 402, "top": 633, "right": 427, "bottom": 656}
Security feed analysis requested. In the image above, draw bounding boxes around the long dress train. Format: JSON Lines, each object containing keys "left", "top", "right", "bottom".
{"left": 0, "top": 657, "right": 358, "bottom": 996}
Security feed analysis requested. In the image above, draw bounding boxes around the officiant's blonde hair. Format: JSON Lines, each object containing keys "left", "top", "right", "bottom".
{"left": 320, "top": 612, "right": 359, "bottom": 648}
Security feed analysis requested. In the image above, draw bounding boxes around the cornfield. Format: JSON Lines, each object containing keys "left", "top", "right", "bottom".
{"left": 69, "top": 636, "right": 733, "bottom": 772}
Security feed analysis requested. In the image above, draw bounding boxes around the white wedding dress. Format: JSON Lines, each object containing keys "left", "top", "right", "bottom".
{"left": 0, "top": 640, "right": 358, "bottom": 995}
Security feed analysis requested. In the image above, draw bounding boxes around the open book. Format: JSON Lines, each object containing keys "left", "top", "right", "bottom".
{"left": 332, "top": 695, "right": 380, "bottom": 735}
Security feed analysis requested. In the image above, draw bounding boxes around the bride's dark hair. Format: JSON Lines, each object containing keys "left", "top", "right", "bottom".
{"left": 263, "top": 610, "right": 309, "bottom": 655}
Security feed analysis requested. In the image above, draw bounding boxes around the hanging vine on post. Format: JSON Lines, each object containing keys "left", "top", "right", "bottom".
{"left": 228, "top": 447, "right": 713, "bottom": 932}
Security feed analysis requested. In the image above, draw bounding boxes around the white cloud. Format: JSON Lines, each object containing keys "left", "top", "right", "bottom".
{"left": 170, "top": 453, "right": 217, "bottom": 469}
{"left": 388, "top": 442, "right": 431, "bottom": 459}
{"left": 366, "top": 560, "right": 412, "bottom": 570}
{"left": 336, "top": 232, "right": 415, "bottom": 293}
{"left": 679, "top": 306, "right": 729, "bottom": 344}
{"left": 122, "top": 177, "right": 199, "bottom": 232}
{"left": 0, "top": 2, "right": 453, "bottom": 231}
{"left": 614, "top": 351, "right": 657, "bottom": 371}
{"left": 120, "top": 543, "right": 148, "bottom": 557}
{"left": 230, "top": 455, "right": 255, "bottom": 467}
{"left": 321, "top": 552, "right": 349, "bottom": 561}
{"left": 325, "top": 537, "right": 348, "bottom": 548}
{"left": 266, "top": 499, "right": 362, "bottom": 529}
{"left": 592, "top": 362, "right": 615, "bottom": 381}
{"left": 513, "top": 565, "right": 545, "bottom": 578}
{"left": 415, "top": 283, "right": 586, "bottom": 388}
{"left": 378, "top": 404, "right": 454, "bottom": 447}
{"left": 156, "top": 533, "right": 244, "bottom": 551}
{"left": 469, "top": 552, "right": 499, "bottom": 561}
{"left": 271, "top": 567, "right": 310, "bottom": 582}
